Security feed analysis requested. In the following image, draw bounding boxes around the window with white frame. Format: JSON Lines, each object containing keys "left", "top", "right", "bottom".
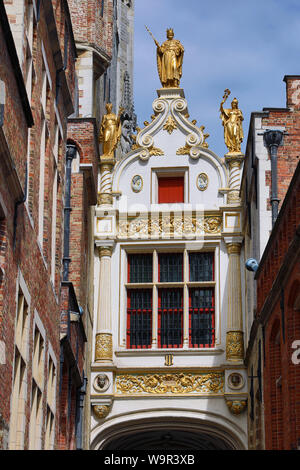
{"left": 9, "top": 287, "right": 30, "bottom": 450}
{"left": 29, "top": 323, "right": 45, "bottom": 449}
{"left": 44, "top": 353, "right": 56, "bottom": 450}
{"left": 125, "top": 250, "right": 215, "bottom": 349}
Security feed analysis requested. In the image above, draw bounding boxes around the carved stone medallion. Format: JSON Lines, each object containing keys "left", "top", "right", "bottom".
{"left": 196, "top": 173, "right": 209, "bottom": 191}
{"left": 131, "top": 175, "right": 143, "bottom": 193}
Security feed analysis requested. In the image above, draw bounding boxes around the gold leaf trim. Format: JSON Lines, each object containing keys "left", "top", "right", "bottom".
{"left": 116, "top": 372, "right": 224, "bottom": 395}
{"left": 163, "top": 115, "right": 177, "bottom": 134}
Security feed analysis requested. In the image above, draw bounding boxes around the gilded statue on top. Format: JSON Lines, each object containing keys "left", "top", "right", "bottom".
{"left": 99, "top": 103, "right": 124, "bottom": 158}
{"left": 220, "top": 89, "right": 244, "bottom": 155}
{"left": 146, "top": 26, "right": 184, "bottom": 88}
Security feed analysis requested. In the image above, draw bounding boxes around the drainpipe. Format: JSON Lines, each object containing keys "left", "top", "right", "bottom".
{"left": 75, "top": 373, "right": 87, "bottom": 450}
{"left": 263, "top": 130, "right": 283, "bottom": 227}
{"left": 63, "top": 144, "right": 77, "bottom": 281}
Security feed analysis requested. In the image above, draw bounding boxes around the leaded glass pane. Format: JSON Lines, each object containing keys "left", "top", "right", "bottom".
{"left": 189, "top": 252, "right": 214, "bottom": 282}
{"left": 159, "top": 253, "right": 183, "bottom": 282}
{"left": 128, "top": 254, "right": 152, "bottom": 283}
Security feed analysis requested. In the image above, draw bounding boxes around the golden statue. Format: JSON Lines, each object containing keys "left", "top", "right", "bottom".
{"left": 146, "top": 26, "right": 184, "bottom": 88}
{"left": 99, "top": 103, "right": 124, "bottom": 157}
{"left": 220, "top": 89, "right": 244, "bottom": 154}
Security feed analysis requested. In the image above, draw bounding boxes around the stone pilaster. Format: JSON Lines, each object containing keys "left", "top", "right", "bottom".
{"left": 94, "top": 243, "right": 114, "bottom": 362}
{"left": 224, "top": 237, "right": 244, "bottom": 362}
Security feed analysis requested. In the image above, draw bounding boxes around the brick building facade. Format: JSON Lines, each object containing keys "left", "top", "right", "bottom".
{"left": 0, "top": 0, "right": 115, "bottom": 450}
{"left": 242, "top": 76, "right": 300, "bottom": 450}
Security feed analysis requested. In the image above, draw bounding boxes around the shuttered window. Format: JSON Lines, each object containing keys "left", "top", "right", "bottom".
{"left": 158, "top": 176, "right": 184, "bottom": 203}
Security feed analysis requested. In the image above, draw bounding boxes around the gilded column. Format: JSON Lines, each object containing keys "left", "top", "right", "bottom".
{"left": 95, "top": 243, "right": 114, "bottom": 362}
{"left": 224, "top": 237, "right": 244, "bottom": 362}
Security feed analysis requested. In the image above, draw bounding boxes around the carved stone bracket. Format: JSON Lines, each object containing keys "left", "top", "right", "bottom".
{"left": 93, "top": 404, "right": 112, "bottom": 420}
{"left": 225, "top": 399, "right": 247, "bottom": 415}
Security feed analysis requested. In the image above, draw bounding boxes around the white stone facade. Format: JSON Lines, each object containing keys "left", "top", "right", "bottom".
{"left": 91, "top": 87, "right": 248, "bottom": 450}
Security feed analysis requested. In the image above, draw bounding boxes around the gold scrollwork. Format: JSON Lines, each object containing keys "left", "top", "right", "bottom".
{"left": 116, "top": 372, "right": 224, "bottom": 395}
{"left": 118, "top": 214, "right": 222, "bottom": 239}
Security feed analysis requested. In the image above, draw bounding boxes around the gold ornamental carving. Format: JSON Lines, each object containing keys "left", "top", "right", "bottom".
{"left": 146, "top": 26, "right": 184, "bottom": 89}
{"left": 220, "top": 89, "right": 244, "bottom": 155}
{"left": 176, "top": 143, "right": 191, "bottom": 155}
{"left": 226, "top": 399, "right": 247, "bottom": 415}
{"left": 93, "top": 404, "right": 111, "bottom": 419}
{"left": 116, "top": 371, "right": 224, "bottom": 395}
{"left": 98, "top": 246, "right": 113, "bottom": 258}
{"left": 226, "top": 243, "right": 241, "bottom": 255}
{"left": 95, "top": 333, "right": 113, "bottom": 361}
{"left": 118, "top": 214, "right": 222, "bottom": 239}
{"left": 163, "top": 115, "right": 177, "bottom": 134}
{"left": 97, "top": 192, "right": 113, "bottom": 206}
{"left": 99, "top": 103, "right": 123, "bottom": 157}
{"left": 226, "top": 331, "right": 244, "bottom": 361}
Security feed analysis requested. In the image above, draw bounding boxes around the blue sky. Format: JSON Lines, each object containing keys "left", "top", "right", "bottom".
{"left": 133, "top": 0, "right": 300, "bottom": 157}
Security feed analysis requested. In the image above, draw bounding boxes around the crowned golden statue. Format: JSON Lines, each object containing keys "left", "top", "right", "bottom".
{"left": 99, "top": 103, "right": 124, "bottom": 157}
{"left": 146, "top": 26, "right": 184, "bottom": 88}
{"left": 220, "top": 89, "right": 244, "bottom": 155}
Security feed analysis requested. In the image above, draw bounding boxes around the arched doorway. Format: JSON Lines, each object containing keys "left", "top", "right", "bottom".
{"left": 103, "top": 429, "right": 233, "bottom": 450}
{"left": 91, "top": 415, "right": 246, "bottom": 450}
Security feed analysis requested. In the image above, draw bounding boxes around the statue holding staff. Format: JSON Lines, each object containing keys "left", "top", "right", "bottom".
{"left": 220, "top": 89, "right": 244, "bottom": 154}
{"left": 146, "top": 26, "right": 184, "bottom": 88}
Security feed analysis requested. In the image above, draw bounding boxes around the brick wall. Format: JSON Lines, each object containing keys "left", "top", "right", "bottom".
{"left": 262, "top": 76, "right": 300, "bottom": 214}
{"left": 256, "top": 163, "right": 300, "bottom": 450}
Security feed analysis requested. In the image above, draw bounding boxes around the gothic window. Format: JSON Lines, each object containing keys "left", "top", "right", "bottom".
{"left": 126, "top": 251, "right": 215, "bottom": 349}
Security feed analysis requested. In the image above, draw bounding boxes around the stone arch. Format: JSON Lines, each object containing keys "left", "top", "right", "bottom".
{"left": 90, "top": 410, "right": 246, "bottom": 450}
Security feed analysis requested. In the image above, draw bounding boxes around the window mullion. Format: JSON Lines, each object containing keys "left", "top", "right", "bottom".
{"left": 152, "top": 250, "right": 158, "bottom": 349}
{"left": 183, "top": 249, "right": 189, "bottom": 348}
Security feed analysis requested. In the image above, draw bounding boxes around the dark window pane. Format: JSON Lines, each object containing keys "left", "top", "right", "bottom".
{"left": 127, "top": 290, "right": 152, "bottom": 349}
{"left": 128, "top": 254, "right": 152, "bottom": 283}
{"left": 159, "top": 253, "right": 183, "bottom": 282}
{"left": 158, "top": 289, "right": 183, "bottom": 348}
{"left": 189, "top": 288, "right": 215, "bottom": 347}
{"left": 189, "top": 252, "right": 214, "bottom": 282}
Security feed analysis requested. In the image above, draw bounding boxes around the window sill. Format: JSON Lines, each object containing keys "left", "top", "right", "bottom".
{"left": 115, "top": 347, "right": 224, "bottom": 357}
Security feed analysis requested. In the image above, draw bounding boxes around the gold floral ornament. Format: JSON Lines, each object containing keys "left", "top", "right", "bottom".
{"left": 220, "top": 89, "right": 244, "bottom": 155}
{"left": 116, "top": 372, "right": 224, "bottom": 395}
{"left": 163, "top": 115, "right": 177, "bottom": 134}
{"left": 99, "top": 103, "right": 124, "bottom": 158}
{"left": 146, "top": 26, "right": 184, "bottom": 88}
